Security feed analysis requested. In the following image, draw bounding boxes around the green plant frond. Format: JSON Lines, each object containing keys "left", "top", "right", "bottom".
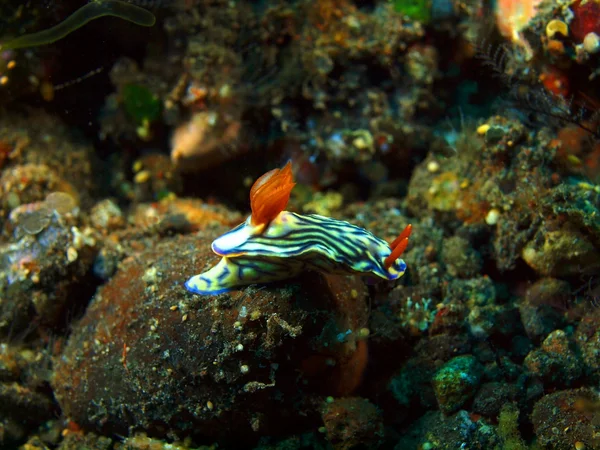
{"left": 0, "top": 0, "right": 155, "bottom": 51}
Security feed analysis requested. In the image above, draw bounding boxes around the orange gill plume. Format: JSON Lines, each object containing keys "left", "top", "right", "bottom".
{"left": 250, "top": 161, "right": 295, "bottom": 226}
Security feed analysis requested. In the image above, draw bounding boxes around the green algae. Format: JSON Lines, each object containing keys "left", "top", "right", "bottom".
{"left": 432, "top": 355, "right": 482, "bottom": 414}
{"left": 0, "top": 0, "right": 155, "bottom": 51}
{"left": 392, "top": 0, "right": 431, "bottom": 23}
{"left": 495, "top": 403, "right": 530, "bottom": 450}
{"left": 122, "top": 83, "right": 162, "bottom": 125}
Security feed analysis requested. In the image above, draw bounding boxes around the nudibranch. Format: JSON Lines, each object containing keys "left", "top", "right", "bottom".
{"left": 185, "top": 162, "right": 411, "bottom": 295}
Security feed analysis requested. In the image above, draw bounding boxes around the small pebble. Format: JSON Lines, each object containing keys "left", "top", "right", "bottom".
{"left": 45, "top": 192, "right": 76, "bottom": 215}
{"left": 583, "top": 32, "right": 600, "bottom": 54}
{"left": 20, "top": 207, "right": 52, "bottom": 235}
{"left": 134, "top": 170, "right": 151, "bottom": 184}
{"left": 477, "top": 124, "right": 490, "bottom": 135}
{"left": 485, "top": 208, "right": 500, "bottom": 225}
{"left": 67, "top": 247, "right": 78, "bottom": 263}
{"left": 427, "top": 160, "right": 440, "bottom": 173}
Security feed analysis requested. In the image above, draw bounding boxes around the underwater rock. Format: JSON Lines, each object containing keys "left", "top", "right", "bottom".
{"left": 0, "top": 215, "right": 97, "bottom": 336}
{"left": 320, "top": 397, "right": 384, "bottom": 449}
{"left": 53, "top": 231, "right": 370, "bottom": 443}
{"left": 0, "top": 381, "right": 55, "bottom": 427}
{"left": 92, "top": 243, "right": 123, "bottom": 281}
{"left": 130, "top": 197, "right": 241, "bottom": 233}
{"left": 574, "top": 310, "right": 600, "bottom": 384}
{"left": 89, "top": 199, "right": 126, "bottom": 232}
{"left": 440, "top": 236, "right": 482, "bottom": 278}
{"left": 388, "top": 333, "right": 472, "bottom": 413}
{"left": 0, "top": 339, "right": 60, "bottom": 445}
{"left": 0, "top": 111, "right": 96, "bottom": 221}
{"left": 425, "top": 171, "right": 462, "bottom": 215}
{"left": 443, "top": 276, "right": 496, "bottom": 308}
{"left": 519, "top": 301, "right": 564, "bottom": 344}
{"left": 0, "top": 164, "right": 79, "bottom": 233}
{"left": 0, "top": 383, "right": 57, "bottom": 446}
{"left": 58, "top": 431, "right": 113, "bottom": 450}
{"left": 471, "top": 382, "right": 521, "bottom": 418}
{"left": 532, "top": 388, "right": 600, "bottom": 450}
{"left": 544, "top": 184, "right": 600, "bottom": 247}
{"left": 519, "top": 278, "right": 569, "bottom": 343}
{"left": 393, "top": 409, "right": 499, "bottom": 449}
{"left": 432, "top": 354, "right": 483, "bottom": 415}
{"left": 6, "top": 191, "right": 79, "bottom": 240}
{"left": 389, "top": 356, "right": 438, "bottom": 412}
{"left": 524, "top": 329, "right": 583, "bottom": 388}
{"left": 428, "top": 302, "right": 468, "bottom": 336}
{"left": 521, "top": 228, "right": 600, "bottom": 277}
{"left": 467, "top": 303, "right": 521, "bottom": 340}
{"left": 438, "top": 276, "right": 515, "bottom": 339}
{"left": 94, "top": 197, "right": 241, "bottom": 281}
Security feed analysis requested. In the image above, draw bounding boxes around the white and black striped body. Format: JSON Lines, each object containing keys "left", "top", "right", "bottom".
{"left": 185, "top": 211, "right": 407, "bottom": 295}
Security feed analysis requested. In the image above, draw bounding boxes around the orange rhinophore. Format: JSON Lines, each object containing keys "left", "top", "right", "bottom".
{"left": 384, "top": 224, "right": 412, "bottom": 269}
{"left": 250, "top": 160, "right": 296, "bottom": 226}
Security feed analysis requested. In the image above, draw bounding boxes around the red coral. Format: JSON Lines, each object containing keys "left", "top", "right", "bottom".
{"left": 570, "top": 0, "right": 600, "bottom": 42}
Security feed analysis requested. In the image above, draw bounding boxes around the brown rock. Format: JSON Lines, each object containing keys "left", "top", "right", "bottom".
{"left": 53, "top": 231, "right": 370, "bottom": 444}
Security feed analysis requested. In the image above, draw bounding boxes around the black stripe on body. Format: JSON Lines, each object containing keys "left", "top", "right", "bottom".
{"left": 219, "top": 213, "right": 392, "bottom": 278}
{"left": 227, "top": 254, "right": 306, "bottom": 283}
